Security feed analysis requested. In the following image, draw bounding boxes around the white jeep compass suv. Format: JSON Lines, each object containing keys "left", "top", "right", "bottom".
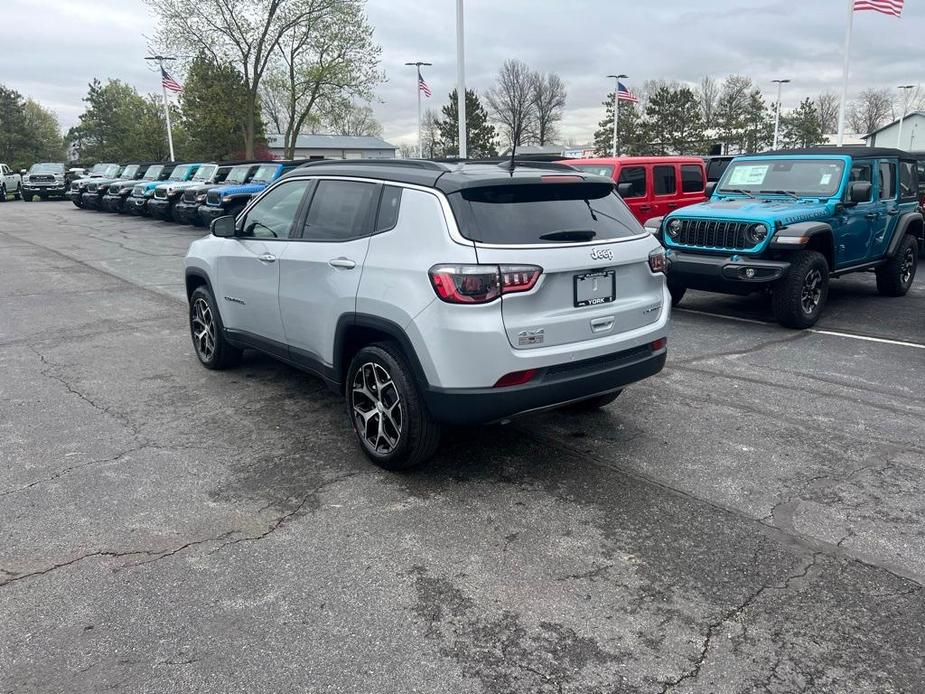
{"left": 185, "top": 159, "right": 670, "bottom": 469}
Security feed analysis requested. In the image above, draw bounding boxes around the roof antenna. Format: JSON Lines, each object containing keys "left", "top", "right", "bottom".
{"left": 505, "top": 140, "right": 517, "bottom": 173}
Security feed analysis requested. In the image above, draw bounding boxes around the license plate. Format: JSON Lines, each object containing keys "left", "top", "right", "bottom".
{"left": 574, "top": 270, "right": 616, "bottom": 307}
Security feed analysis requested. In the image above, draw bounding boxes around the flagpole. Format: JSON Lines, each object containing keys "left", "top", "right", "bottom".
{"left": 835, "top": 0, "right": 854, "bottom": 147}
{"left": 146, "top": 55, "right": 176, "bottom": 161}
{"left": 405, "top": 61, "right": 431, "bottom": 158}
{"left": 456, "top": 0, "right": 467, "bottom": 159}
{"left": 607, "top": 74, "right": 628, "bottom": 157}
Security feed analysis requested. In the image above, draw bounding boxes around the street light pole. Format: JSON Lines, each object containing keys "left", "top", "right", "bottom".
{"left": 772, "top": 79, "right": 790, "bottom": 150}
{"left": 405, "top": 61, "right": 432, "bottom": 158}
{"left": 145, "top": 55, "right": 177, "bottom": 161}
{"left": 896, "top": 85, "right": 915, "bottom": 150}
{"left": 607, "top": 74, "right": 628, "bottom": 157}
{"left": 456, "top": 0, "right": 467, "bottom": 159}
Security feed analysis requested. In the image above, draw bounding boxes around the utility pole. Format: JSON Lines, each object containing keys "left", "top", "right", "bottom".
{"left": 145, "top": 55, "right": 177, "bottom": 161}
{"left": 772, "top": 79, "right": 790, "bottom": 150}
{"left": 456, "top": 0, "right": 467, "bottom": 159}
{"left": 607, "top": 74, "right": 628, "bottom": 157}
{"left": 405, "top": 61, "right": 432, "bottom": 158}
{"left": 896, "top": 85, "right": 915, "bottom": 149}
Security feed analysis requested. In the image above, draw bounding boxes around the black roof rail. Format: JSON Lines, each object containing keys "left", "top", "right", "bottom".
{"left": 475, "top": 159, "right": 580, "bottom": 172}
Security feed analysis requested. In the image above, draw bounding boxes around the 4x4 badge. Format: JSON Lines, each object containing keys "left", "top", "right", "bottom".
{"left": 590, "top": 247, "right": 614, "bottom": 261}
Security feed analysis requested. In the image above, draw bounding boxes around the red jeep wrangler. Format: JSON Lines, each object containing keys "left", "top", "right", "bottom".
{"left": 561, "top": 156, "right": 708, "bottom": 225}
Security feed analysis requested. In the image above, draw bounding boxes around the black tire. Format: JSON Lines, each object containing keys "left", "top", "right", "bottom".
{"left": 22, "top": 191, "right": 32, "bottom": 201}
{"left": 346, "top": 343, "right": 441, "bottom": 471}
{"left": 875, "top": 234, "right": 918, "bottom": 297}
{"left": 771, "top": 250, "right": 829, "bottom": 329}
{"left": 0, "top": 184, "right": 6, "bottom": 201}
{"left": 564, "top": 389, "right": 623, "bottom": 411}
{"left": 667, "top": 280, "right": 686, "bottom": 307}
{"left": 188, "top": 286, "right": 242, "bottom": 370}
{"left": 13, "top": 184, "right": 21, "bottom": 200}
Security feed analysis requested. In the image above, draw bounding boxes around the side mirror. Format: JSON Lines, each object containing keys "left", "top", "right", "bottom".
{"left": 617, "top": 182, "right": 634, "bottom": 197}
{"left": 705, "top": 182, "right": 716, "bottom": 197}
{"left": 210, "top": 215, "right": 237, "bottom": 238}
{"left": 20, "top": 169, "right": 27, "bottom": 175}
{"left": 847, "top": 181, "right": 872, "bottom": 205}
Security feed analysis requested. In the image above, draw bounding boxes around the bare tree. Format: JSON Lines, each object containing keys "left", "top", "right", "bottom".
{"left": 148, "top": 0, "right": 331, "bottom": 158}
{"left": 698, "top": 75, "right": 720, "bottom": 129}
{"left": 421, "top": 108, "right": 441, "bottom": 158}
{"left": 486, "top": 59, "right": 537, "bottom": 148}
{"left": 322, "top": 99, "right": 383, "bottom": 137}
{"left": 270, "top": 0, "right": 382, "bottom": 158}
{"left": 847, "top": 88, "right": 894, "bottom": 135}
{"left": 815, "top": 92, "right": 840, "bottom": 133}
{"left": 530, "top": 72, "right": 566, "bottom": 146}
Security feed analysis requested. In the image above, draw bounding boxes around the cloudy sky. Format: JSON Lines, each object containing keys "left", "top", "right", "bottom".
{"left": 3, "top": 0, "right": 923, "bottom": 146}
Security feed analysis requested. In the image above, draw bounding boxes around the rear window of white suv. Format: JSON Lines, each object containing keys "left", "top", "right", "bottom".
{"left": 448, "top": 182, "right": 643, "bottom": 244}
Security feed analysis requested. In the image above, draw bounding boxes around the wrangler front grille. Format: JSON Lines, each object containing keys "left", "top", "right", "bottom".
{"left": 182, "top": 189, "right": 198, "bottom": 203}
{"left": 206, "top": 190, "right": 222, "bottom": 206}
{"left": 154, "top": 188, "right": 167, "bottom": 199}
{"left": 674, "top": 219, "right": 752, "bottom": 250}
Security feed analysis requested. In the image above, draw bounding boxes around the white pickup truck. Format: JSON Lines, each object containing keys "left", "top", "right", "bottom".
{"left": 1, "top": 163, "right": 23, "bottom": 200}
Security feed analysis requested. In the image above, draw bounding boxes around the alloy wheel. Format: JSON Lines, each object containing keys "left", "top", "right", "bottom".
{"left": 191, "top": 297, "right": 216, "bottom": 361}
{"left": 800, "top": 268, "right": 823, "bottom": 314}
{"left": 900, "top": 247, "right": 915, "bottom": 285}
{"left": 351, "top": 362, "right": 403, "bottom": 455}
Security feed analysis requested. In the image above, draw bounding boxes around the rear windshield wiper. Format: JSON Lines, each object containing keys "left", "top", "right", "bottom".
{"left": 538, "top": 229, "right": 597, "bottom": 242}
{"left": 759, "top": 189, "right": 800, "bottom": 199}
{"left": 718, "top": 188, "right": 755, "bottom": 198}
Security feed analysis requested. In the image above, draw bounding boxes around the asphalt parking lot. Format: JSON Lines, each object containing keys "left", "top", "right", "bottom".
{"left": 1, "top": 202, "right": 924, "bottom": 693}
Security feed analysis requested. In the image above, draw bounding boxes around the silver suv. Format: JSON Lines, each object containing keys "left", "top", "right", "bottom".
{"left": 184, "top": 160, "right": 670, "bottom": 469}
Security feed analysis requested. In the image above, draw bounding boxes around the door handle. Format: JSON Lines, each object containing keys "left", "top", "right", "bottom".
{"left": 864, "top": 213, "right": 879, "bottom": 220}
{"left": 667, "top": 203, "right": 678, "bottom": 209}
{"left": 328, "top": 257, "right": 357, "bottom": 269}
{"left": 639, "top": 205, "right": 653, "bottom": 211}
{"left": 886, "top": 209, "right": 899, "bottom": 216}
{"left": 258, "top": 252, "right": 277, "bottom": 263}
{"left": 590, "top": 316, "right": 614, "bottom": 333}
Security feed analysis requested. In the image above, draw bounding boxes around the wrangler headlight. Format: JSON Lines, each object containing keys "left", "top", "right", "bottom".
{"left": 746, "top": 223, "right": 769, "bottom": 245}
{"left": 667, "top": 218, "right": 682, "bottom": 239}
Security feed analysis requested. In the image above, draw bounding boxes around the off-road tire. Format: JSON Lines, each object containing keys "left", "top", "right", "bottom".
{"left": 875, "top": 234, "right": 918, "bottom": 297}
{"left": 0, "top": 184, "right": 6, "bottom": 201}
{"left": 346, "top": 343, "right": 441, "bottom": 471}
{"left": 12, "top": 184, "right": 21, "bottom": 200}
{"left": 189, "top": 286, "right": 242, "bottom": 370}
{"left": 565, "top": 389, "right": 623, "bottom": 411}
{"left": 771, "top": 250, "right": 829, "bottom": 329}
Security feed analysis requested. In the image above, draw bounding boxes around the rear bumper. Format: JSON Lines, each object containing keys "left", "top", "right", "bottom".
{"left": 423, "top": 343, "right": 666, "bottom": 425}
{"left": 667, "top": 249, "right": 790, "bottom": 293}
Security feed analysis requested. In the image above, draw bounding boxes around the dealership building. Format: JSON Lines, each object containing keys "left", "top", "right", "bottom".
{"left": 266, "top": 133, "right": 398, "bottom": 160}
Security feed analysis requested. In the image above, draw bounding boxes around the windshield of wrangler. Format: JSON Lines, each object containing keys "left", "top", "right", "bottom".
{"left": 251, "top": 164, "right": 280, "bottom": 183}
{"left": 226, "top": 165, "right": 252, "bottom": 184}
{"left": 143, "top": 165, "right": 164, "bottom": 180}
{"left": 719, "top": 158, "right": 845, "bottom": 197}
{"left": 192, "top": 164, "right": 217, "bottom": 182}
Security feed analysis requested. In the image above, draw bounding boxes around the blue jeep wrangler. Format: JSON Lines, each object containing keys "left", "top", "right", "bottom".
{"left": 651, "top": 147, "right": 923, "bottom": 328}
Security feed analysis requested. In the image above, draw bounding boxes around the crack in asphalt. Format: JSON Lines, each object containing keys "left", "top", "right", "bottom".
{"left": 657, "top": 552, "right": 821, "bottom": 693}
{"left": 0, "top": 472, "right": 358, "bottom": 588}
{"left": 0, "top": 446, "right": 146, "bottom": 498}
{"left": 672, "top": 331, "right": 810, "bottom": 366}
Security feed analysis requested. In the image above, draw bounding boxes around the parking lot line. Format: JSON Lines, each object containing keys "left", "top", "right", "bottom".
{"left": 677, "top": 307, "right": 925, "bottom": 350}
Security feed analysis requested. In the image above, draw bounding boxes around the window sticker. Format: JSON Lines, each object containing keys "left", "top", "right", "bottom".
{"left": 819, "top": 173, "right": 832, "bottom": 185}
{"left": 728, "top": 165, "right": 769, "bottom": 186}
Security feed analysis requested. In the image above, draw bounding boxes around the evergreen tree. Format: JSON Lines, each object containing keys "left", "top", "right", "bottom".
{"left": 642, "top": 85, "right": 705, "bottom": 154}
{"left": 0, "top": 86, "right": 63, "bottom": 169}
{"left": 593, "top": 95, "right": 644, "bottom": 156}
{"left": 714, "top": 75, "right": 774, "bottom": 153}
{"left": 781, "top": 98, "right": 825, "bottom": 149}
{"left": 181, "top": 54, "right": 261, "bottom": 160}
{"left": 436, "top": 89, "right": 497, "bottom": 158}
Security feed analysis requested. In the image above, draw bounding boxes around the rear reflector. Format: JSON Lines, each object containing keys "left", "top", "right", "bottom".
{"left": 493, "top": 369, "right": 538, "bottom": 388}
{"left": 650, "top": 337, "right": 667, "bottom": 351}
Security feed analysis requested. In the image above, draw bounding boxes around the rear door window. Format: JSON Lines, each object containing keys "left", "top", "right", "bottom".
{"left": 448, "top": 182, "right": 643, "bottom": 245}
{"left": 879, "top": 162, "right": 896, "bottom": 200}
{"left": 899, "top": 161, "right": 917, "bottom": 200}
{"left": 616, "top": 166, "right": 646, "bottom": 197}
{"left": 302, "top": 180, "right": 378, "bottom": 241}
{"left": 681, "top": 165, "right": 704, "bottom": 193}
{"left": 654, "top": 165, "right": 676, "bottom": 195}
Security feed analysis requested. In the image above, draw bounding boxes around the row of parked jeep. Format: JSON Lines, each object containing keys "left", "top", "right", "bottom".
{"left": 65, "top": 159, "right": 311, "bottom": 226}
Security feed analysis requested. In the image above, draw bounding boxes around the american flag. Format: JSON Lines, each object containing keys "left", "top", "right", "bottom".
{"left": 616, "top": 82, "right": 639, "bottom": 104}
{"left": 418, "top": 74, "right": 431, "bottom": 98}
{"left": 853, "top": 0, "right": 903, "bottom": 16}
{"left": 161, "top": 68, "right": 183, "bottom": 93}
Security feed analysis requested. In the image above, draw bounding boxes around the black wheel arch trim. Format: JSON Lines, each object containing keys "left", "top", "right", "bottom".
{"left": 333, "top": 313, "right": 430, "bottom": 390}
{"left": 184, "top": 267, "right": 216, "bottom": 302}
{"left": 886, "top": 211, "right": 924, "bottom": 257}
